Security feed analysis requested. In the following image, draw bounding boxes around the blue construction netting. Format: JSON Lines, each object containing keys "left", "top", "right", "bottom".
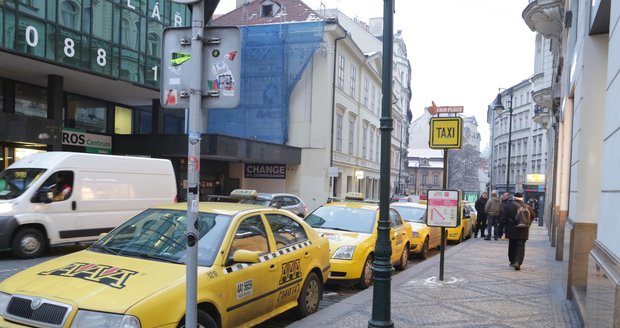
{"left": 207, "top": 21, "right": 325, "bottom": 144}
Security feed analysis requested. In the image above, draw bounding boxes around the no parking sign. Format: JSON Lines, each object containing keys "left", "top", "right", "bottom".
{"left": 426, "top": 189, "right": 460, "bottom": 228}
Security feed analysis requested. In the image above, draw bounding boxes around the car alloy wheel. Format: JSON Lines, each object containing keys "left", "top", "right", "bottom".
{"left": 356, "top": 255, "right": 374, "bottom": 289}
{"left": 295, "top": 272, "right": 321, "bottom": 318}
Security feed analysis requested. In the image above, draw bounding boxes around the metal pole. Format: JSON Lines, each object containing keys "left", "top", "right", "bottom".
{"left": 439, "top": 149, "right": 448, "bottom": 281}
{"left": 186, "top": 3, "right": 204, "bottom": 327}
{"left": 506, "top": 96, "right": 513, "bottom": 194}
{"left": 369, "top": 0, "right": 394, "bottom": 326}
{"left": 397, "top": 124, "right": 403, "bottom": 194}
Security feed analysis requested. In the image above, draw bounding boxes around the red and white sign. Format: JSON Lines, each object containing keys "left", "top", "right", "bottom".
{"left": 436, "top": 106, "right": 464, "bottom": 113}
{"left": 426, "top": 190, "right": 460, "bottom": 228}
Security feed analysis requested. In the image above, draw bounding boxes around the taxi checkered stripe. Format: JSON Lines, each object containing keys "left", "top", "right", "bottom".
{"left": 223, "top": 240, "right": 312, "bottom": 274}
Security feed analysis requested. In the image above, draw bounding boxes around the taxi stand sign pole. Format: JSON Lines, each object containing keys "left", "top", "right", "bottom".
{"left": 426, "top": 190, "right": 460, "bottom": 281}
{"left": 428, "top": 109, "right": 462, "bottom": 281}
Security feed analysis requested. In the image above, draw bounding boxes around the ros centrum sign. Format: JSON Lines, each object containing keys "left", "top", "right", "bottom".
{"left": 426, "top": 190, "right": 460, "bottom": 228}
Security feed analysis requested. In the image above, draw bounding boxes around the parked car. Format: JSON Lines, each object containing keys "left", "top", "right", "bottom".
{"left": 233, "top": 190, "right": 308, "bottom": 218}
{"left": 391, "top": 202, "right": 441, "bottom": 259}
{"left": 446, "top": 201, "right": 474, "bottom": 244}
{"left": 305, "top": 192, "right": 412, "bottom": 289}
{"left": 0, "top": 202, "right": 330, "bottom": 328}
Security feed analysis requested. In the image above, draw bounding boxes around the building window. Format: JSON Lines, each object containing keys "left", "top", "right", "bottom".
{"left": 114, "top": 106, "right": 133, "bottom": 134}
{"left": 337, "top": 55, "right": 345, "bottom": 90}
{"left": 60, "top": 0, "right": 80, "bottom": 30}
{"left": 66, "top": 95, "right": 107, "bottom": 133}
{"left": 350, "top": 65, "right": 356, "bottom": 98}
{"left": 362, "top": 124, "right": 368, "bottom": 159}
{"left": 369, "top": 127, "right": 374, "bottom": 161}
{"left": 371, "top": 85, "right": 376, "bottom": 113}
{"left": 422, "top": 173, "right": 427, "bottom": 185}
{"left": 261, "top": 3, "right": 274, "bottom": 17}
{"left": 163, "top": 108, "right": 184, "bottom": 134}
{"left": 363, "top": 78, "right": 369, "bottom": 107}
{"left": 133, "top": 105, "right": 152, "bottom": 134}
{"left": 433, "top": 175, "right": 438, "bottom": 186}
{"left": 15, "top": 83, "right": 47, "bottom": 118}
{"left": 348, "top": 117, "right": 355, "bottom": 155}
{"left": 336, "top": 112, "right": 343, "bottom": 151}
{"left": 375, "top": 134, "right": 380, "bottom": 162}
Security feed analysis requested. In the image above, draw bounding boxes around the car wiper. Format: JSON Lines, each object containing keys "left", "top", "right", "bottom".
{"left": 319, "top": 226, "right": 354, "bottom": 232}
{"left": 90, "top": 244, "right": 120, "bottom": 255}
{"left": 136, "top": 252, "right": 182, "bottom": 264}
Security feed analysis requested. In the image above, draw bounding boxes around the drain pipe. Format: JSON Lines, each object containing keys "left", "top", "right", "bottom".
{"left": 329, "top": 24, "right": 348, "bottom": 197}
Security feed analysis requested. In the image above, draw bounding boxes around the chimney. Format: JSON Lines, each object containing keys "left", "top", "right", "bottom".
{"left": 236, "top": 0, "right": 253, "bottom": 8}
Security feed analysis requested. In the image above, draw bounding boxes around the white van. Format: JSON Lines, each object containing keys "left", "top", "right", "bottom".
{"left": 0, "top": 152, "right": 177, "bottom": 259}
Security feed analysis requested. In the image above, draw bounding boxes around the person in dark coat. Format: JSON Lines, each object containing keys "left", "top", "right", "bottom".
{"left": 474, "top": 192, "right": 488, "bottom": 238}
{"left": 503, "top": 192, "right": 536, "bottom": 270}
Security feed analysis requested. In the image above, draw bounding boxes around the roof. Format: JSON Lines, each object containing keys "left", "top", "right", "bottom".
{"left": 407, "top": 148, "right": 444, "bottom": 158}
{"left": 212, "top": 0, "right": 321, "bottom": 26}
{"left": 321, "top": 201, "right": 379, "bottom": 211}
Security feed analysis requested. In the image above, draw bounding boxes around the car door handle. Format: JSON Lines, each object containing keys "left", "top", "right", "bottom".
{"left": 269, "top": 264, "right": 277, "bottom": 272}
{"left": 72, "top": 201, "right": 77, "bottom": 211}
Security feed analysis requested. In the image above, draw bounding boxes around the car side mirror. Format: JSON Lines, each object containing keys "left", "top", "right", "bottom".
{"left": 231, "top": 249, "right": 260, "bottom": 264}
{"left": 31, "top": 189, "right": 52, "bottom": 204}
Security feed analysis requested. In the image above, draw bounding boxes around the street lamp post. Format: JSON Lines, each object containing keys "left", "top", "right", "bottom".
{"left": 492, "top": 89, "right": 513, "bottom": 194}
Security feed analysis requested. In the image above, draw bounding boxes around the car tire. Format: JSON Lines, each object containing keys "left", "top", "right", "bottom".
{"left": 356, "top": 254, "right": 374, "bottom": 289}
{"left": 457, "top": 229, "right": 464, "bottom": 244}
{"left": 295, "top": 272, "right": 321, "bottom": 318}
{"left": 178, "top": 310, "right": 217, "bottom": 328}
{"left": 11, "top": 227, "right": 46, "bottom": 259}
{"left": 419, "top": 238, "right": 429, "bottom": 259}
{"left": 395, "top": 244, "right": 409, "bottom": 271}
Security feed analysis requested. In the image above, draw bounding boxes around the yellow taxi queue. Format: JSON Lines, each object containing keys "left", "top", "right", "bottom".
{"left": 304, "top": 192, "right": 413, "bottom": 289}
{"left": 0, "top": 191, "right": 331, "bottom": 328}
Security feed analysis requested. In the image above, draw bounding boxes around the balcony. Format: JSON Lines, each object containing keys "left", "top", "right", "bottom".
{"left": 533, "top": 105, "right": 551, "bottom": 128}
{"left": 522, "top": 0, "right": 565, "bottom": 39}
{"left": 530, "top": 72, "right": 553, "bottom": 110}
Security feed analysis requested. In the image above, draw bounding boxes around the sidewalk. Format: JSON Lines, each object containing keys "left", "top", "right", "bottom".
{"left": 290, "top": 225, "right": 583, "bottom": 328}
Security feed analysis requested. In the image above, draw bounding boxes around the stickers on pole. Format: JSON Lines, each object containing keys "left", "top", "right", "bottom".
{"left": 161, "top": 26, "right": 241, "bottom": 109}
{"left": 426, "top": 190, "right": 460, "bottom": 228}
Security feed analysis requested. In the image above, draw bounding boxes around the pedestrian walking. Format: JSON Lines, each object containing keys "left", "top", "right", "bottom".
{"left": 474, "top": 192, "right": 488, "bottom": 238}
{"left": 504, "top": 192, "right": 536, "bottom": 270}
{"left": 498, "top": 192, "right": 511, "bottom": 239}
{"left": 483, "top": 190, "right": 502, "bottom": 240}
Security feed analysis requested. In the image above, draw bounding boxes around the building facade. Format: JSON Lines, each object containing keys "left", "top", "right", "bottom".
{"left": 487, "top": 79, "right": 549, "bottom": 197}
{"left": 522, "top": 0, "right": 619, "bottom": 324}
{"left": 405, "top": 148, "right": 444, "bottom": 197}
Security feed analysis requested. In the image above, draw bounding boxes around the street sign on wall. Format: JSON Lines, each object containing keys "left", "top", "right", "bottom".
{"left": 161, "top": 26, "right": 241, "bottom": 109}
{"left": 429, "top": 117, "right": 462, "bottom": 149}
{"left": 426, "top": 189, "right": 460, "bottom": 228}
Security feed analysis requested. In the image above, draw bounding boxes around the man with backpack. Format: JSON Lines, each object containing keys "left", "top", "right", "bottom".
{"left": 503, "top": 192, "right": 536, "bottom": 270}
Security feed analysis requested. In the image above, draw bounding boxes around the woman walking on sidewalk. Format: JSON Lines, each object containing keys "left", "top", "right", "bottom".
{"left": 503, "top": 192, "right": 536, "bottom": 270}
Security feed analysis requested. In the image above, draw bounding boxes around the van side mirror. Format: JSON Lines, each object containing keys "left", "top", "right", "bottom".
{"left": 32, "top": 190, "right": 52, "bottom": 204}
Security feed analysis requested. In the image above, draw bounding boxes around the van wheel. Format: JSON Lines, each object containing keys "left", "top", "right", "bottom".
{"left": 11, "top": 228, "right": 46, "bottom": 259}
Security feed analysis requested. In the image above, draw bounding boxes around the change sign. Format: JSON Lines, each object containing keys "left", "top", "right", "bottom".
{"left": 429, "top": 117, "right": 462, "bottom": 149}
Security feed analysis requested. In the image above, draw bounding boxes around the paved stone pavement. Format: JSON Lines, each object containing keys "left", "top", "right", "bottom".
{"left": 290, "top": 225, "right": 583, "bottom": 328}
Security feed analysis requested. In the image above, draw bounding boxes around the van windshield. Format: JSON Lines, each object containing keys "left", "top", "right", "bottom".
{"left": 0, "top": 168, "right": 47, "bottom": 200}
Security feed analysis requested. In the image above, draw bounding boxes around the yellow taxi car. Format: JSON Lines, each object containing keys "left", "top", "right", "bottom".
{"left": 0, "top": 199, "right": 330, "bottom": 327}
{"left": 390, "top": 202, "right": 441, "bottom": 259}
{"left": 304, "top": 193, "right": 412, "bottom": 289}
{"left": 446, "top": 201, "right": 474, "bottom": 244}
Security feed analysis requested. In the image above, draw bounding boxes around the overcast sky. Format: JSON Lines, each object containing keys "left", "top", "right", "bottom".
{"left": 214, "top": 0, "right": 535, "bottom": 150}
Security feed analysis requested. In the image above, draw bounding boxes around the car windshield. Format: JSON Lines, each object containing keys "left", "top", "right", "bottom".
{"left": 0, "top": 168, "right": 46, "bottom": 200}
{"left": 90, "top": 208, "right": 232, "bottom": 267}
{"left": 305, "top": 206, "right": 376, "bottom": 234}
{"left": 392, "top": 206, "right": 426, "bottom": 223}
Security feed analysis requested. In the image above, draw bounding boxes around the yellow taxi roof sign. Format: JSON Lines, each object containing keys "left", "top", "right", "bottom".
{"left": 345, "top": 192, "right": 364, "bottom": 200}
{"left": 429, "top": 117, "right": 462, "bottom": 149}
{"left": 230, "top": 189, "right": 258, "bottom": 200}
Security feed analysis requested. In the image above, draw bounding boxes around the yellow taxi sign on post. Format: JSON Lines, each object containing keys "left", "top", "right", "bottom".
{"left": 429, "top": 117, "right": 462, "bottom": 149}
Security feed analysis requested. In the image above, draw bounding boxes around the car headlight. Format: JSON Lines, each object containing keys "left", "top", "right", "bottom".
{"left": 69, "top": 310, "right": 140, "bottom": 328}
{"left": 412, "top": 231, "right": 421, "bottom": 238}
{"left": 0, "top": 202, "right": 15, "bottom": 214}
{"left": 332, "top": 245, "right": 356, "bottom": 260}
{"left": 0, "top": 292, "right": 10, "bottom": 316}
